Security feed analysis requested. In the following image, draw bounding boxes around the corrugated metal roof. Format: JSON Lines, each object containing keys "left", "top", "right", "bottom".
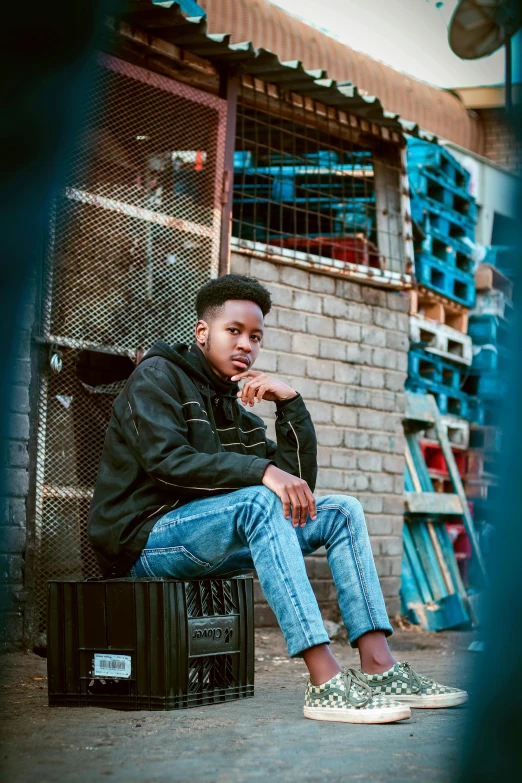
{"left": 197, "top": 0, "right": 485, "bottom": 154}
{"left": 122, "top": 1, "right": 455, "bottom": 142}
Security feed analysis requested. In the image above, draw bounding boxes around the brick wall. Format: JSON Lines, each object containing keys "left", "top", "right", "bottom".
{"left": 0, "top": 256, "right": 409, "bottom": 646}
{"left": 0, "top": 281, "right": 36, "bottom": 649}
{"left": 230, "top": 251, "right": 409, "bottom": 624}
{"left": 477, "top": 108, "right": 522, "bottom": 173}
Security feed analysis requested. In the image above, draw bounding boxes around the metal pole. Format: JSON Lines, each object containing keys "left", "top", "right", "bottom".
{"left": 218, "top": 64, "right": 239, "bottom": 278}
{"left": 506, "top": 36, "right": 513, "bottom": 116}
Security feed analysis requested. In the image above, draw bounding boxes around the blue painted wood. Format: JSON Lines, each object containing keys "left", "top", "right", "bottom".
{"left": 400, "top": 551, "right": 423, "bottom": 605}
{"left": 409, "top": 520, "right": 447, "bottom": 602}
{"left": 407, "top": 138, "right": 471, "bottom": 190}
{"left": 437, "top": 593, "right": 470, "bottom": 629}
{"left": 435, "top": 522, "right": 470, "bottom": 611}
{"left": 406, "top": 432, "right": 434, "bottom": 492}
{"left": 414, "top": 253, "right": 476, "bottom": 307}
{"left": 404, "top": 466, "right": 416, "bottom": 492}
{"left": 402, "top": 524, "right": 433, "bottom": 605}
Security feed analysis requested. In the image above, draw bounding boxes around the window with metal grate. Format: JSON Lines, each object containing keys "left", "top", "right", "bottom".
{"left": 232, "top": 82, "right": 407, "bottom": 277}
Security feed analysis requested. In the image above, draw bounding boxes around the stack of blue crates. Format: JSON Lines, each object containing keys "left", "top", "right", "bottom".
{"left": 406, "top": 138, "right": 483, "bottom": 424}
{"left": 408, "top": 138, "right": 477, "bottom": 309}
{"left": 463, "top": 258, "right": 514, "bottom": 522}
{"left": 466, "top": 252, "right": 514, "bottom": 420}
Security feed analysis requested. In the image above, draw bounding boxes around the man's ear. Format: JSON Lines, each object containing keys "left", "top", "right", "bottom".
{"left": 195, "top": 319, "right": 209, "bottom": 345}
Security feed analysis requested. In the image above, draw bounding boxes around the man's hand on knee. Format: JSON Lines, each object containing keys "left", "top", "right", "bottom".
{"left": 262, "top": 465, "right": 316, "bottom": 527}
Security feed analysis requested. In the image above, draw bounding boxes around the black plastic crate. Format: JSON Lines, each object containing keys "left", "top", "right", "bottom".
{"left": 47, "top": 577, "right": 254, "bottom": 710}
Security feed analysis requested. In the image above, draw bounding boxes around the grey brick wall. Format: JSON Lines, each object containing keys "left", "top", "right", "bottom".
{"left": 0, "top": 282, "right": 36, "bottom": 649}
{"left": 230, "top": 252, "right": 409, "bottom": 624}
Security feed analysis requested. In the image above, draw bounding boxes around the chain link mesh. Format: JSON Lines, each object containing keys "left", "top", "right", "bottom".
{"left": 31, "top": 55, "right": 227, "bottom": 641}
{"left": 42, "top": 54, "right": 227, "bottom": 354}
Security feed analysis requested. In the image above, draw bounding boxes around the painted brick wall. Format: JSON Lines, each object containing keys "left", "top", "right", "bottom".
{"left": 478, "top": 108, "right": 522, "bottom": 173}
{"left": 230, "top": 251, "right": 409, "bottom": 624}
{"left": 0, "top": 281, "right": 36, "bottom": 649}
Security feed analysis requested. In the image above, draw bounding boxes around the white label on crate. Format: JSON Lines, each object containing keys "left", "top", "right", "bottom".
{"left": 93, "top": 653, "right": 131, "bottom": 679}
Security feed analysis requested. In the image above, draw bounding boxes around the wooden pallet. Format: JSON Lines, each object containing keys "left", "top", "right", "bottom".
{"left": 409, "top": 286, "right": 469, "bottom": 334}
{"left": 401, "top": 392, "right": 486, "bottom": 631}
{"left": 430, "top": 475, "right": 453, "bottom": 494}
{"left": 475, "top": 263, "right": 513, "bottom": 301}
{"left": 409, "top": 314, "right": 472, "bottom": 365}
{"left": 424, "top": 414, "right": 470, "bottom": 449}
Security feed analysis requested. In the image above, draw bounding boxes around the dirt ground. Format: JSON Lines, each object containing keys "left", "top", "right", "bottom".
{"left": 0, "top": 625, "right": 477, "bottom": 783}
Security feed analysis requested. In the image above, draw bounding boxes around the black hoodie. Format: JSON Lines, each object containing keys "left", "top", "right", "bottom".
{"left": 87, "top": 341, "right": 318, "bottom": 577}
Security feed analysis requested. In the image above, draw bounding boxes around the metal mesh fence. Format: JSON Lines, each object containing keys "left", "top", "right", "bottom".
{"left": 42, "top": 54, "right": 227, "bottom": 355}
{"left": 233, "top": 85, "right": 406, "bottom": 275}
{"left": 31, "top": 55, "right": 227, "bottom": 641}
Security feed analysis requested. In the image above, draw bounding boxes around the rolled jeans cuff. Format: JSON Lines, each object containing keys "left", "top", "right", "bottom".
{"left": 288, "top": 630, "right": 332, "bottom": 659}
{"left": 349, "top": 621, "right": 394, "bottom": 649}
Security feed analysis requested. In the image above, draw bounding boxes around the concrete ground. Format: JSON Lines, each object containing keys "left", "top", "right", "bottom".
{"left": 0, "top": 625, "right": 476, "bottom": 783}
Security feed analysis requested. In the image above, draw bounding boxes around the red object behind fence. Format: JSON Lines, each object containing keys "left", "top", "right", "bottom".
{"left": 270, "top": 235, "right": 381, "bottom": 268}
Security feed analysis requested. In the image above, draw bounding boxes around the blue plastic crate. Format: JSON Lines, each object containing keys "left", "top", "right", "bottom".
{"left": 420, "top": 225, "right": 475, "bottom": 273}
{"left": 417, "top": 233, "right": 474, "bottom": 275}
{"left": 468, "top": 314, "right": 510, "bottom": 347}
{"left": 462, "top": 372, "right": 508, "bottom": 400}
{"left": 471, "top": 345, "right": 510, "bottom": 373}
{"left": 407, "top": 138, "right": 471, "bottom": 191}
{"left": 411, "top": 194, "right": 475, "bottom": 241}
{"left": 408, "top": 349, "right": 469, "bottom": 392}
{"left": 405, "top": 382, "right": 484, "bottom": 423}
{"left": 415, "top": 254, "right": 476, "bottom": 308}
{"left": 409, "top": 167, "right": 477, "bottom": 223}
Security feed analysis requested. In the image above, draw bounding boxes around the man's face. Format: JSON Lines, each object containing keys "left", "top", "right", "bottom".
{"left": 195, "top": 299, "right": 264, "bottom": 380}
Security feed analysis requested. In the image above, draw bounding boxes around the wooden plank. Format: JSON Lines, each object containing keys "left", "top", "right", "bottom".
{"left": 374, "top": 156, "right": 404, "bottom": 273}
{"left": 426, "top": 521, "right": 454, "bottom": 595}
{"left": 410, "top": 520, "right": 446, "bottom": 602}
{"left": 407, "top": 430, "right": 459, "bottom": 597}
{"left": 409, "top": 285, "right": 469, "bottom": 333}
{"left": 435, "top": 523, "right": 469, "bottom": 608}
{"left": 404, "top": 440, "right": 422, "bottom": 492}
{"left": 405, "top": 492, "right": 463, "bottom": 515}
{"left": 432, "top": 403, "right": 488, "bottom": 582}
{"left": 407, "top": 432, "right": 436, "bottom": 491}
{"left": 404, "top": 389, "right": 437, "bottom": 425}
{"left": 403, "top": 524, "right": 433, "bottom": 605}
{"left": 400, "top": 551, "right": 423, "bottom": 605}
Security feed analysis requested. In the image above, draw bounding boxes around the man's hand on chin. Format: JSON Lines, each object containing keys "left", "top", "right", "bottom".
{"left": 230, "top": 370, "right": 297, "bottom": 406}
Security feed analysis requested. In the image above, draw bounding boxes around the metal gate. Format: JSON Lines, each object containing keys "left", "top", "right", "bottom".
{"left": 30, "top": 54, "right": 227, "bottom": 641}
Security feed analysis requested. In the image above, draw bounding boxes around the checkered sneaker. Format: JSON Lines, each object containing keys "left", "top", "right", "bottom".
{"left": 303, "top": 668, "right": 411, "bottom": 724}
{"left": 362, "top": 661, "right": 468, "bottom": 709}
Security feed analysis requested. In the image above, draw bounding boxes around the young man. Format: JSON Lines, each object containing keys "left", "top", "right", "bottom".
{"left": 88, "top": 274, "right": 467, "bottom": 724}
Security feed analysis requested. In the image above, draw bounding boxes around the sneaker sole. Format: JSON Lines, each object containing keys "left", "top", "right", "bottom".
{"left": 303, "top": 704, "right": 411, "bottom": 724}
{"left": 389, "top": 691, "right": 468, "bottom": 709}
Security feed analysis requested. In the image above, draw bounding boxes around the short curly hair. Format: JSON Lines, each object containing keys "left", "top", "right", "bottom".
{"left": 195, "top": 274, "right": 272, "bottom": 320}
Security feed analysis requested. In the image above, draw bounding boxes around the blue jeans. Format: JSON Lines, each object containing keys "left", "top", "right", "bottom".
{"left": 128, "top": 486, "right": 393, "bottom": 657}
